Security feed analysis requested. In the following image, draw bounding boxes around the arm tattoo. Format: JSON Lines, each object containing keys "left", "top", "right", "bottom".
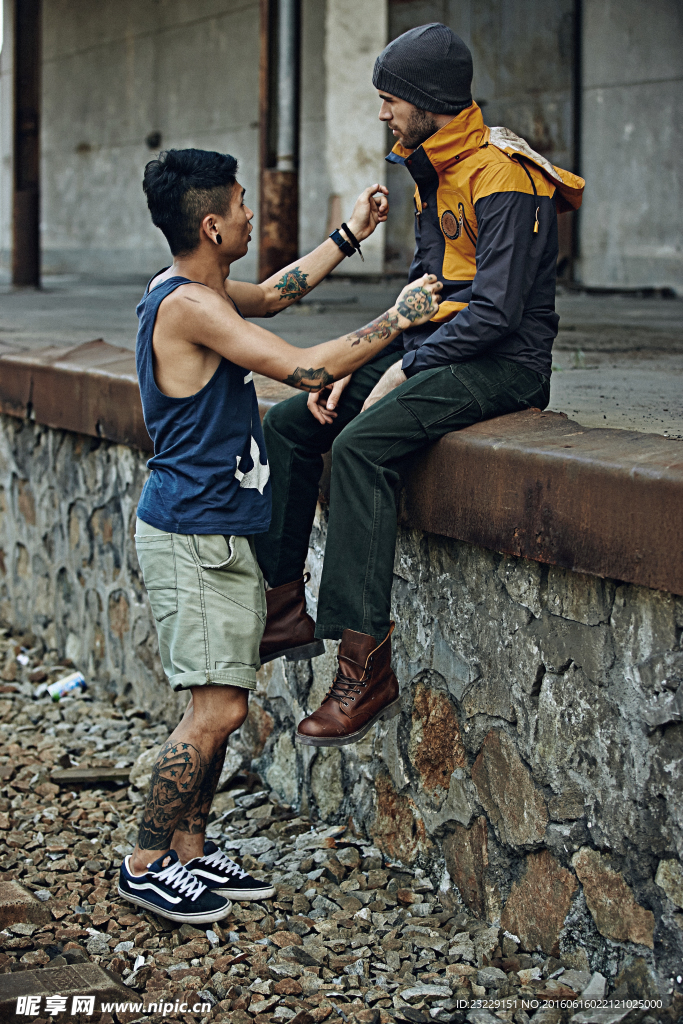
{"left": 274, "top": 266, "right": 310, "bottom": 302}
{"left": 137, "top": 738, "right": 209, "bottom": 851}
{"left": 396, "top": 287, "right": 433, "bottom": 323}
{"left": 283, "top": 366, "right": 334, "bottom": 391}
{"left": 176, "top": 743, "right": 226, "bottom": 836}
{"left": 347, "top": 310, "right": 400, "bottom": 347}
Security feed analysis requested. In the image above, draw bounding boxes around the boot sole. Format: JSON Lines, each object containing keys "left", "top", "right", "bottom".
{"left": 295, "top": 697, "right": 401, "bottom": 747}
{"left": 260, "top": 639, "right": 326, "bottom": 665}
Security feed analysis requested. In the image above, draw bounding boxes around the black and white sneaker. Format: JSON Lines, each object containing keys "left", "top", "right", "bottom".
{"left": 185, "top": 841, "right": 276, "bottom": 900}
{"left": 118, "top": 850, "right": 233, "bottom": 924}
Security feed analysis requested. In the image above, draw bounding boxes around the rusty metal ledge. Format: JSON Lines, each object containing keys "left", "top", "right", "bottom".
{"left": 0, "top": 341, "right": 290, "bottom": 451}
{"left": 0, "top": 342, "right": 681, "bottom": 595}
{"left": 400, "top": 410, "right": 683, "bottom": 596}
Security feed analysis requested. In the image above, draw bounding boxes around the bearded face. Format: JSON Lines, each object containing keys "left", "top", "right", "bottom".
{"left": 401, "top": 108, "right": 440, "bottom": 150}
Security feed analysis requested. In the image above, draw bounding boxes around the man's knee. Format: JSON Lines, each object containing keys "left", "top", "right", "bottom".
{"left": 330, "top": 419, "right": 369, "bottom": 465}
{"left": 190, "top": 686, "right": 249, "bottom": 739}
{"left": 263, "top": 392, "right": 310, "bottom": 442}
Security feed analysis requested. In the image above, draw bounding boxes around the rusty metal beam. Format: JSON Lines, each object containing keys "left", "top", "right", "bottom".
{"left": 400, "top": 410, "right": 683, "bottom": 597}
{"left": 12, "top": 0, "right": 42, "bottom": 287}
{"left": 0, "top": 342, "right": 151, "bottom": 451}
{"left": 258, "top": 0, "right": 300, "bottom": 281}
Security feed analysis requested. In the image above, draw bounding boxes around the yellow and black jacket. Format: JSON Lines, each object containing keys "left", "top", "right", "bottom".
{"left": 387, "top": 103, "right": 584, "bottom": 378}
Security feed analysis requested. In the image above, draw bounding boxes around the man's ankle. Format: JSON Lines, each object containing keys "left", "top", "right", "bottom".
{"left": 171, "top": 837, "right": 206, "bottom": 865}
{"left": 129, "top": 847, "right": 169, "bottom": 875}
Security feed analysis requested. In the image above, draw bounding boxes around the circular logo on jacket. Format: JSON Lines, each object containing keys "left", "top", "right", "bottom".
{"left": 441, "top": 209, "right": 461, "bottom": 240}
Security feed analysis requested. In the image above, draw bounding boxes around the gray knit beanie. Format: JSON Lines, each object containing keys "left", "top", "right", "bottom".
{"left": 372, "top": 23, "right": 473, "bottom": 115}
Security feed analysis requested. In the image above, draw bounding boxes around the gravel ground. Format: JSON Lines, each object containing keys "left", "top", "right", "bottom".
{"left": 0, "top": 627, "right": 671, "bottom": 1024}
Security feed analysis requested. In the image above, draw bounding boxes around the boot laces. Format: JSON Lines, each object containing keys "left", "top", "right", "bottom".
{"left": 326, "top": 656, "right": 372, "bottom": 707}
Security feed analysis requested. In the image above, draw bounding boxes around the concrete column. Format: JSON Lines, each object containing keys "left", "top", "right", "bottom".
{"left": 324, "top": 0, "right": 387, "bottom": 275}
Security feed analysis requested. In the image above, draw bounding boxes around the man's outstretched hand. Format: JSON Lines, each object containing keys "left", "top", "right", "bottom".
{"left": 345, "top": 184, "right": 390, "bottom": 242}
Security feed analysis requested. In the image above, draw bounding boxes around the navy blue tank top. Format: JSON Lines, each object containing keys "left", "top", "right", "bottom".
{"left": 135, "top": 275, "right": 271, "bottom": 535}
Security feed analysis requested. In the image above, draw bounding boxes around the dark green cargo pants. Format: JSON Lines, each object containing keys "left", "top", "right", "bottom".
{"left": 255, "top": 350, "right": 549, "bottom": 644}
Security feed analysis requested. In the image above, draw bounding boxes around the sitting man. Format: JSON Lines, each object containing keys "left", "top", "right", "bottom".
{"left": 255, "top": 23, "right": 584, "bottom": 747}
{"left": 118, "top": 146, "right": 442, "bottom": 924}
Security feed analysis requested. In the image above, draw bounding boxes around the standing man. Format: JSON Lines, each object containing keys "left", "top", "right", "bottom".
{"left": 255, "top": 23, "right": 584, "bottom": 747}
{"left": 118, "top": 147, "right": 441, "bottom": 924}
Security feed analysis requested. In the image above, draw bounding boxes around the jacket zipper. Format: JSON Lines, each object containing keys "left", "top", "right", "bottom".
{"left": 516, "top": 157, "right": 540, "bottom": 234}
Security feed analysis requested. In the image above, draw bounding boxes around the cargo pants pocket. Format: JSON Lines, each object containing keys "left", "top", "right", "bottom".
{"left": 135, "top": 526, "right": 178, "bottom": 622}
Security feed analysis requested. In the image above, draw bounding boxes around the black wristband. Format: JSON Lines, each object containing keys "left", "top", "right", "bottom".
{"left": 341, "top": 222, "right": 364, "bottom": 262}
{"left": 329, "top": 228, "right": 355, "bottom": 258}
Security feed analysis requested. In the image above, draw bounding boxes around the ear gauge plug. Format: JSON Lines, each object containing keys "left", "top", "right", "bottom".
{"left": 215, "top": 234, "right": 222, "bottom": 245}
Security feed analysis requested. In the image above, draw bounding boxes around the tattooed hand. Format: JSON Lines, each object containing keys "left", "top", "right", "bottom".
{"left": 394, "top": 274, "right": 442, "bottom": 329}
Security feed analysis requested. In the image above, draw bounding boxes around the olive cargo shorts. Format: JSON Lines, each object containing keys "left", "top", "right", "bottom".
{"left": 135, "top": 518, "right": 267, "bottom": 691}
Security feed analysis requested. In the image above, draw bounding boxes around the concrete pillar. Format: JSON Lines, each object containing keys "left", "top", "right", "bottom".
{"left": 324, "top": 0, "right": 387, "bottom": 275}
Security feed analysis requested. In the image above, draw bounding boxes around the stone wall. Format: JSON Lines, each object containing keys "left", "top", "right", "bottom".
{"left": 0, "top": 415, "right": 184, "bottom": 724}
{"left": 1, "top": 413, "right": 682, "bottom": 996}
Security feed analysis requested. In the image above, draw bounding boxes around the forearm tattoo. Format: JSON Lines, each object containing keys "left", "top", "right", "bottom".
{"left": 137, "top": 739, "right": 209, "bottom": 851}
{"left": 274, "top": 266, "right": 310, "bottom": 302}
{"left": 283, "top": 366, "right": 334, "bottom": 391}
{"left": 396, "top": 287, "right": 433, "bottom": 322}
{"left": 347, "top": 310, "right": 401, "bottom": 347}
{"left": 176, "top": 743, "right": 226, "bottom": 836}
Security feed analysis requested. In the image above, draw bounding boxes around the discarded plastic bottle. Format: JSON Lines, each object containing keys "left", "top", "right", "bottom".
{"left": 47, "top": 671, "right": 86, "bottom": 701}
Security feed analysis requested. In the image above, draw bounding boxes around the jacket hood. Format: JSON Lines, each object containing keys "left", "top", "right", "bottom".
{"left": 390, "top": 103, "right": 585, "bottom": 211}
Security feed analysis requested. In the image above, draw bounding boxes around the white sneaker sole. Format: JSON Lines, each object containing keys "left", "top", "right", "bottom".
{"left": 212, "top": 883, "right": 276, "bottom": 900}
{"left": 118, "top": 885, "right": 233, "bottom": 924}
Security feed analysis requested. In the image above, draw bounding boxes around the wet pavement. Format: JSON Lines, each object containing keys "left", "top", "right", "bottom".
{"left": 0, "top": 276, "right": 681, "bottom": 439}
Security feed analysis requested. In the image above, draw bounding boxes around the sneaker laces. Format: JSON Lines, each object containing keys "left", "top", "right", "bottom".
{"left": 202, "top": 847, "right": 249, "bottom": 880}
{"left": 156, "top": 856, "right": 207, "bottom": 901}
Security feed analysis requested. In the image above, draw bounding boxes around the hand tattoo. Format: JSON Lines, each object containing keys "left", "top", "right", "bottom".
{"left": 347, "top": 310, "right": 401, "bottom": 347}
{"left": 283, "top": 366, "right": 334, "bottom": 391}
{"left": 137, "top": 738, "right": 208, "bottom": 851}
{"left": 274, "top": 267, "right": 310, "bottom": 302}
{"left": 397, "top": 287, "right": 434, "bottom": 323}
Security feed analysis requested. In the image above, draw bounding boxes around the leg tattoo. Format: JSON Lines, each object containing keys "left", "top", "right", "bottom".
{"left": 137, "top": 739, "right": 209, "bottom": 852}
{"left": 175, "top": 742, "right": 226, "bottom": 837}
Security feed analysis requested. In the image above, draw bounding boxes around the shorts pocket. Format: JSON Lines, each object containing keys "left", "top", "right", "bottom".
{"left": 135, "top": 533, "right": 178, "bottom": 622}
{"left": 190, "top": 534, "right": 237, "bottom": 570}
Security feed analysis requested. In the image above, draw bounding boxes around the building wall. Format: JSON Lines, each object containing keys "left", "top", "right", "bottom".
{"left": 41, "top": 0, "right": 263, "bottom": 282}
{"left": 0, "top": 0, "right": 264, "bottom": 282}
{"left": 578, "top": 0, "right": 683, "bottom": 291}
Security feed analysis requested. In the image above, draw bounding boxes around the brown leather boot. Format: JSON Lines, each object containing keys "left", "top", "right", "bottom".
{"left": 296, "top": 624, "right": 400, "bottom": 746}
{"left": 259, "top": 573, "right": 325, "bottom": 664}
